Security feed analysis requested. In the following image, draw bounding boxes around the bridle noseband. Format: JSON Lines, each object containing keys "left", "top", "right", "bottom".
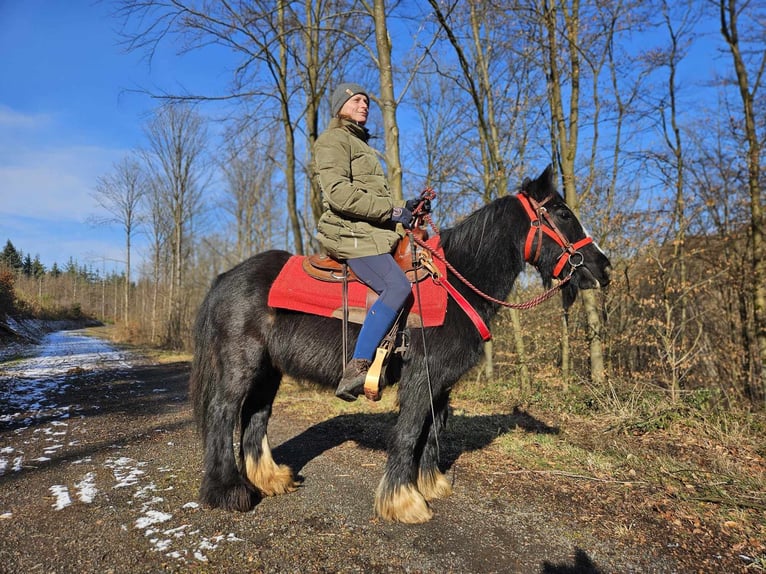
{"left": 516, "top": 192, "right": 593, "bottom": 279}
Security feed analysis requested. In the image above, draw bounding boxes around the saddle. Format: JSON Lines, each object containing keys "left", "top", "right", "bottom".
{"left": 302, "top": 228, "right": 437, "bottom": 283}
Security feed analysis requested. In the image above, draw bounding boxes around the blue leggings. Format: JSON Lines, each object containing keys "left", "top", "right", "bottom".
{"left": 347, "top": 254, "right": 411, "bottom": 361}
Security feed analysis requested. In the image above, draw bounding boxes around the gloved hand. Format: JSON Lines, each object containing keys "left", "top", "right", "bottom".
{"left": 405, "top": 197, "right": 431, "bottom": 214}
{"left": 391, "top": 206, "right": 414, "bottom": 229}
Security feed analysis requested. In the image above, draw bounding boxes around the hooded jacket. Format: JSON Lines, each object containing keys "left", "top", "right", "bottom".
{"left": 313, "top": 118, "right": 404, "bottom": 259}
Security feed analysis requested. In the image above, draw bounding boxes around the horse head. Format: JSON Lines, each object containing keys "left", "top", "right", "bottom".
{"left": 519, "top": 165, "right": 611, "bottom": 308}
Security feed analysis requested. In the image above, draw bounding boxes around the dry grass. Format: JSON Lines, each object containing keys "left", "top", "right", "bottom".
{"left": 452, "top": 369, "right": 766, "bottom": 564}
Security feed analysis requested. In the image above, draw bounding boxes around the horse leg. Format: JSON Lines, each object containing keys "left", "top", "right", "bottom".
{"left": 240, "top": 360, "right": 298, "bottom": 496}
{"left": 199, "top": 390, "right": 259, "bottom": 512}
{"left": 374, "top": 384, "right": 435, "bottom": 523}
{"left": 416, "top": 391, "right": 453, "bottom": 501}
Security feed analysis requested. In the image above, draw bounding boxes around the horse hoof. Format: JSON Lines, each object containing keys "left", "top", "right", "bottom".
{"left": 199, "top": 479, "right": 259, "bottom": 512}
{"left": 375, "top": 481, "right": 433, "bottom": 524}
{"left": 246, "top": 456, "right": 300, "bottom": 496}
{"left": 417, "top": 469, "right": 453, "bottom": 501}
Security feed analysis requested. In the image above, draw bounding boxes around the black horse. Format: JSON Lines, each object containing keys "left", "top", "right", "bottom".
{"left": 189, "top": 165, "right": 611, "bottom": 523}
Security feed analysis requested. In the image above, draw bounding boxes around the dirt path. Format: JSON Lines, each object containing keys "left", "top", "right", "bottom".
{"left": 0, "top": 329, "right": 745, "bottom": 573}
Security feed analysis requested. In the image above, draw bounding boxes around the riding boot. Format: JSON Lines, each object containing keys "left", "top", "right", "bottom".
{"left": 335, "top": 358, "right": 371, "bottom": 402}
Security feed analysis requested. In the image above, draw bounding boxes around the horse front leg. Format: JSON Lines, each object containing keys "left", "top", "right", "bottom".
{"left": 416, "top": 390, "right": 453, "bottom": 501}
{"left": 240, "top": 362, "right": 298, "bottom": 496}
{"left": 374, "top": 379, "right": 435, "bottom": 523}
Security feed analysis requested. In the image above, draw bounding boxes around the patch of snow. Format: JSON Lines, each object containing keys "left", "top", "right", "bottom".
{"left": 105, "top": 457, "right": 147, "bottom": 488}
{"left": 135, "top": 510, "right": 173, "bottom": 529}
{"left": 0, "top": 330, "right": 130, "bottom": 426}
{"left": 75, "top": 472, "right": 97, "bottom": 503}
{"left": 49, "top": 485, "right": 72, "bottom": 510}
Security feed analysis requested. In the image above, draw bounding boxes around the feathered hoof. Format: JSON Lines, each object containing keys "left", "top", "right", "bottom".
{"left": 417, "top": 469, "right": 453, "bottom": 501}
{"left": 375, "top": 480, "right": 433, "bottom": 523}
{"left": 245, "top": 454, "right": 299, "bottom": 496}
{"left": 199, "top": 478, "right": 259, "bottom": 512}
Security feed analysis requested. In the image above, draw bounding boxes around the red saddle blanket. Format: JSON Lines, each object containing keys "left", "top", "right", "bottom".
{"left": 267, "top": 238, "right": 448, "bottom": 327}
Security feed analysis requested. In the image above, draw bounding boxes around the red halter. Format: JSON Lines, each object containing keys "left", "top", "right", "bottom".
{"left": 516, "top": 192, "right": 594, "bottom": 279}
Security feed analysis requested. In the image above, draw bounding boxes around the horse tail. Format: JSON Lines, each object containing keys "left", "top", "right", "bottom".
{"left": 189, "top": 275, "right": 221, "bottom": 441}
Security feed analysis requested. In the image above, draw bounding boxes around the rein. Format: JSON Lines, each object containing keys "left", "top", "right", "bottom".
{"left": 409, "top": 188, "right": 587, "bottom": 312}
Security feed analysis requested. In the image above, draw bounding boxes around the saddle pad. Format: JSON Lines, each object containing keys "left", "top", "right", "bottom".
{"left": 267, "top": 238, "right": 448, "bottom": 327}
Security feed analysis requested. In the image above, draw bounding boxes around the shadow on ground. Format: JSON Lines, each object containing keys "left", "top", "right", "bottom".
{"left": 541, "top": 548, "right": 604, "bottom": 573}
{"left": 273, "top": 405, "right": 559, "bottom": 475}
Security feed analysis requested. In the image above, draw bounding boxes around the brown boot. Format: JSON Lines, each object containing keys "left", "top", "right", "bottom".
{"left": 335, "top": 358, "right": 371, "bottom": 402}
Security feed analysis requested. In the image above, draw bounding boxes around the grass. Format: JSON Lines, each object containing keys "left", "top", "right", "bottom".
{"left": 448, "top": 373, "right": 766, "bottom": 570}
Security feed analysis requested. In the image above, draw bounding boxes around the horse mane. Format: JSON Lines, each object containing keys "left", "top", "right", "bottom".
{"left": 438, "top": 195, "right": 528, "bottom": 303}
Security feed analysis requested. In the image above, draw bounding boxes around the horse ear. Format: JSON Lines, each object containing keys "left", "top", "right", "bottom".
{"left": 521, "top": 177, "right": 531, "bottom": 191}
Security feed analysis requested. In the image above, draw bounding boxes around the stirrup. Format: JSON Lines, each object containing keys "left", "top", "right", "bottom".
{"left": 363, "top": 346, "right": 389, "bottom": 401}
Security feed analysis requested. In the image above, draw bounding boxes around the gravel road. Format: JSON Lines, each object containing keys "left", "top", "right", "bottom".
{"left": 0, "top": 329, "right": 703, "bottom": 573}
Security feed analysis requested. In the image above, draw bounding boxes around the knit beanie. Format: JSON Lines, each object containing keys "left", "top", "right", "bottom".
{"left": 331, "top": 82, "right": 368, "bottom": 117}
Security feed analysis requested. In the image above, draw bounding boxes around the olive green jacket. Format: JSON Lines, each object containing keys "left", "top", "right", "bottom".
{"left": 313, "top": 118, "right": 404, "bottom": 259}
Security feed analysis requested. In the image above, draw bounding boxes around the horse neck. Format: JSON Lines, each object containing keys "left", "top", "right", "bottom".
{"left": 439, "top": 196, "right": 527, "bottom": 304}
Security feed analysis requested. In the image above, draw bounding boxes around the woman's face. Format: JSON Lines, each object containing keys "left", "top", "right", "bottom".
{"left": 340, "top": 94, "right": 369, "bottom": 125}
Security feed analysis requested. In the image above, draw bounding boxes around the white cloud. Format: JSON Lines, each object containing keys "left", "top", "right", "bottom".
{"left": 0, "top": 104, "right": 52, "bottom": 129}
{"left": 0, "top": 145, "right": 119, "bottom": 220}
{"left": 0, "top": 104, "right": 134, "bottom": 269}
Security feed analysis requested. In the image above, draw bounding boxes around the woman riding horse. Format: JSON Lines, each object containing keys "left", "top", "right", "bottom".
{"left": 314, "top": 81, "right": 429, "bottom": 401}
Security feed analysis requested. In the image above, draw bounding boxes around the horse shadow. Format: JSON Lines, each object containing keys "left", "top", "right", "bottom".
{"left": 272, "top": 405, "right": 558, "bottom": 476}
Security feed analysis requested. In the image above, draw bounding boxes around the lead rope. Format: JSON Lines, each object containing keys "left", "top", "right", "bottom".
{"left": 409, "top": 232, "right": 440, "bottom": 462}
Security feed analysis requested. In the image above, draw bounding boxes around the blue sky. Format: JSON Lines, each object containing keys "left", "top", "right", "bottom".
{"left": 0, "top": 0, "right": 228, "bottom": 274}
{"left": 0, "top": 1, "right": 731, "bottom": 275}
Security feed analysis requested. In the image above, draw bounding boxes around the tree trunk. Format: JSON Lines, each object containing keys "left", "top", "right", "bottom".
{"left": 719, "top": 0, "right": 766, "bottom": 404}
{"left": 371, "top": 0, "right": 403, "bottom": 200}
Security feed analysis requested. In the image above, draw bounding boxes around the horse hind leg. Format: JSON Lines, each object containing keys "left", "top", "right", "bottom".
{"left": 240, "top": 360, "right": 299, "bottom": 496}
{"left": 198, "top": 395, "right": 259, "bottom": 512}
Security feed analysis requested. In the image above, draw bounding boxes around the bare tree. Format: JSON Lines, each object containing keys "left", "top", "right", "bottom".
{"left": 644, "top": 0, "right": 703, "bottom": 400}
{"left": 142, "top": 173, "right": 172, "bottom": 345}
{"left": 717, "top": 0, "right": 766, "bottom": 404}
{"left": 143, "top": 103, "right": 208, "bottom": 349}
{"left": 91, "top": 155, "right": 147, "bottom": 325}
{"left": 220, "top": 125, "right": 280, "bottom": 262}
{"left": 533, "top": 0, "right": 618, "bottom": 384}
{"left": 358, "top": 0, "right": 404, "bottom": 200}
{"left": 424, "top": 0, "right": 542, "bottom": 381}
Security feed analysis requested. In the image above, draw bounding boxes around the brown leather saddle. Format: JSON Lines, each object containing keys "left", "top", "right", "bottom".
{"left": 302, "top": 228, "right": 435, "bottom": 283}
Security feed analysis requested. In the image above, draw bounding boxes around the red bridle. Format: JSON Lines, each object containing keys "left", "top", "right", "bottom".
{"left": 516, "top": 192, "right": 593, "bottom": 279}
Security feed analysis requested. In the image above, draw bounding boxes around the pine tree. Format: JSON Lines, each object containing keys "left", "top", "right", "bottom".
{"left": 0, "top": 240, "right": 23, "bottom": 271}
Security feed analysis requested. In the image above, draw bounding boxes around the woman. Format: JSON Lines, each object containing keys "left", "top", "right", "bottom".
{"left": 313, "top": 82, "right": 427, "bottom": 401}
